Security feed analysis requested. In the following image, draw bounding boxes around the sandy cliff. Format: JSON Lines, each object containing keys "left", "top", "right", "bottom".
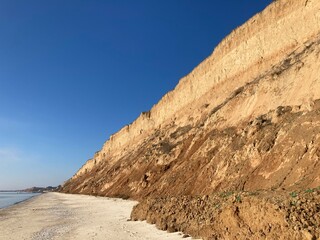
{"left": 61, "top": 0, "right": 320, "bottom": 239}
{"left": 72, "top": 0, "right": 320, "bottom": 178}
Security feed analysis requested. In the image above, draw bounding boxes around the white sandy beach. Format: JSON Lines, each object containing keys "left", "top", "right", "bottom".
{"left": 0, "top": 192, "right": 192, "bottom": 240}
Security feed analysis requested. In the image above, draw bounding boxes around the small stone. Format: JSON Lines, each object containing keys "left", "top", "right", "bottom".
{"left": 301, "top": 230, "right": 313, "bottom": 240}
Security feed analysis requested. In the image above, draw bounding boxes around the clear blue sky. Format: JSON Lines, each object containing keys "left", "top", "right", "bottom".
{"left": 0, "top": 0, "right": 272, "bottom": 190}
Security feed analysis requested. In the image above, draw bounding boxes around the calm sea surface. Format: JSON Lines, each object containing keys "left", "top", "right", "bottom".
{"left": 0, "top": 192, "right": 39, "bottom": 209}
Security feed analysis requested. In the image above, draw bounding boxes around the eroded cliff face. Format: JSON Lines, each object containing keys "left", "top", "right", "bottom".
{"left": 61, "top": 0, "right": 320, "bottom": 238}
{"left": 64, "top": 0, "right": 320, "bottom": 197}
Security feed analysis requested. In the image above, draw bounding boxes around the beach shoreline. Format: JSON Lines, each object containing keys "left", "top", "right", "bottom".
{"left": 0, "top": 192, "right": 40, "bottom": 210}
{"left": 0, "top": 192, "right": 193, "bottom": 240}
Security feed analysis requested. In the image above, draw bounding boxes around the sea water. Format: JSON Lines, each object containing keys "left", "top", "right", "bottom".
{"left": 0, "top": 192, "right": 39, "bottom": 209}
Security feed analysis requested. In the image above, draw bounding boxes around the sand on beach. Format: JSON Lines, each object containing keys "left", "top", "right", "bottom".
{"left": 0, "top": 192, "right": 193, "bottom": 240}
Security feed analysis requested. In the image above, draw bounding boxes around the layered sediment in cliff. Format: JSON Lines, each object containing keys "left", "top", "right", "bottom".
{"left": 64, "top": 0, "right": 320, "bottom": 192}
{"left": 61, "top": 0, "right": 320, "bottom": 239}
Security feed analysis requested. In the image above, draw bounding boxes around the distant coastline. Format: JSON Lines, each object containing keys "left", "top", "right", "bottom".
{"left": 0, "top": 186, "right": 59, "bottom": 209}
{"left": 0, "top": 185, "right": 60, "bottom": 193}
{"left": 0, "top": 192, "right": 40, "bottom": 209}
{"left": 21, "top": 186, "right": 60, "bottom": 193}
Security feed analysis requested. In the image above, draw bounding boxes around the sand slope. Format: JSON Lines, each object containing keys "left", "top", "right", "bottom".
{"left": 0, "top": 193, "right": 192, "bottom": 240}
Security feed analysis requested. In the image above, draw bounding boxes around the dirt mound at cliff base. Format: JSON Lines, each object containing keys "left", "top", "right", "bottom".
{"left": 131, "top": 189, "right": 320, "bottom": 240}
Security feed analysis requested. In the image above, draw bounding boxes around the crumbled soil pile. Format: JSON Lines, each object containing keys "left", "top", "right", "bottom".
{"left": 131, "top": 188, "right": 320, "bottom": 240}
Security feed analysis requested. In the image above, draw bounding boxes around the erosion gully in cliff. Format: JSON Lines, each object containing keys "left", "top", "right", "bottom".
{"left": 61, "top": 0, "right": 320, "bottom": 239}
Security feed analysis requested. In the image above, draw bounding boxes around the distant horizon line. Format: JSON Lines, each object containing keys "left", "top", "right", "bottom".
{"left": 0, "top": 186, "right": 59, "bottom": 192}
